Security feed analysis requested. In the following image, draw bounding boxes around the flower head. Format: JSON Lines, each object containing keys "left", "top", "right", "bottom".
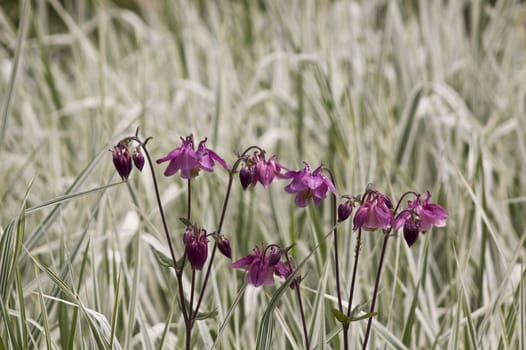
{"left": 157, "top": 135, "right": 229, "bottom": 179}
{"left": 239, "top": 151, "right": 285, "bottom": 189}
{"left": 216, "top": 234, "right": 232, "bottom": 259}
{"left": 338, "top": 199, "right": 354, "bottom": 222}
{"left": 283, "top": 163, "right": 337, "bottom": 208}
{"left": 132, "top": 149, "right": 145, "bottom": 171}
{"left": 393, "top": 191, "right": 448, "bottom": 246}
{"left": 231, "top": 245, "right": 291, "bottom": 287}
{"left": 111, "top": 143, "right": 133, "bottom": 180}
{"left": 353, "top": 190, "right": 394, "bottom": 231}
{"left": 183, "top": 228, "right": 208, "bottom": 270}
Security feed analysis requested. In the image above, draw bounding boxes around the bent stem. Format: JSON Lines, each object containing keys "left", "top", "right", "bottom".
{"left": 362, "top": 231, "right": 391, "bottom": 349}
{"left": 192, "top": 146, "right": 264, "bottom": 326}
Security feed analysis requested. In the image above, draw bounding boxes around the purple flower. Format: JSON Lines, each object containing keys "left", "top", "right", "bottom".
{"left": 231, "top": 245, "right": 291, "bottom": 287}
{"left": 132, "top": 149, "right": 145, "bottom": 171}
{"left": 283, "top": 163, "right": 337, "bottom": 208}
{"left": 338, "top": 200, "right": 353, "bottom": 222}
{"left": 157, "top": 135, "right": 229, "bottom": 179}
{"left": 394, "top": 191, "right": 448, "bottom": 246}
{"left": 239, "top": 151, "right": 285, "bottom": 189}
{"left": 111, "top": 144, "right": 133, "bottom": 180}
{"left": 183, "top": 228, "right": 208, "bottom": 270}
{"left": 216, "top": 235, "right": 232, "bottom": 259}
{"left": 353, "top": 190, "right": 394, "bottom": 231}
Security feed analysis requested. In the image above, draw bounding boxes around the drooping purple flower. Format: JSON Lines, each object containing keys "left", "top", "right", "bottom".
{"left": 393, "top": 191, "right": 448, "bottom": 246}
{"left": 283, "top": 163, "right": 337, "bottom": 208}
{"left": 157, "top": 135, "right": 229, "bottom": 179}
{"left": 111, "top": 144, "right": 133, "bottom": 180}
{"left": 239, "top": 166, "right": 253, "bottom": 190}
{"left": 231, "top": 245, "right": 291, "bottom": 287}
{"left": 338, "top": 200, "right": 353, "bottom": 222}
{"left": 415, "top": 192, "right": 448, "bottom": 232}
{"left": 132, "top": 149, "right": 145, "bottom": 171}
{"left": 216, "top": 234, "right": 232, "bottom": 259}
{"left": 183, "top": 228, "right": 208, "bottom": 270}
{"left": 402, "top": 216, "right": 420, "bottom": 247}
{"left": 352, "top": 190, "right": 394, "bottom": 231}
{"left": 239, "top": 151, "right": 285, "bottom": 189}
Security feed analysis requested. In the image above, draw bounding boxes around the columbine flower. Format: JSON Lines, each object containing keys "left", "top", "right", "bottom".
{"left": 283, "top": 163, "right": 337, "bottom": 208}
{"left": 216, "top": 234, "right": 232, "bottom": 259}
{"left": 183, "top": 228, "right": 208, "bottom": 270}
{"left": 352, "top": 190, "right": 394, "bottom": 231}
{"left": 132, "top": 149, "right": 145, "bottom": 171}
{"left": 112, "top": 144, "right": 133, "bottom": 180}
{"left": 394, "top": 191, "right": 448, "bottom": 246}
{"left": 157, "top": 135, "right": 229, "bottom": 179}
{"left": 239, "top": 151, "right": 285, "bottom": 189}
{"left": 231, "top": 245, "right": 290, "bottom": 287}
{"left": 338, "top": 199, "right": 354, "bottom": 222}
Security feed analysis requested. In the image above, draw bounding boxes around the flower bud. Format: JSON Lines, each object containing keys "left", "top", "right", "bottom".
{"left": 239, "top": 166, "right": 252, "bottom": 190}
{"left": 112, "top": 144, "right": 133, "bottom": 180}
{"left": 183, "top": 229, "right": 208, "bottom": 270}
{"left": 216, "top": 235, "right": 232, "bottom": 259}
{"left": 132, "top": 149, "right": 145, "bottom": 171}
{"left": 403, "top": 219, "right": 420, "bottom": 247}
{"left": 268, "top": 251, "right": 281, "bottom": 266}
{"left": 337, "top": 201, "right": 353, "bottom": 222}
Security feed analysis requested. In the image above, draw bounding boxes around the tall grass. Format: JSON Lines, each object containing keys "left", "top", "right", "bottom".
{"left": 1, "top": 0, "right": 525, "bottom": 348}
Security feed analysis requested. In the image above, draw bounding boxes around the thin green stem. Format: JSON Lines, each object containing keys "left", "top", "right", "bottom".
{"left": 362, "top": 232, "right": 391, "bottom": 349}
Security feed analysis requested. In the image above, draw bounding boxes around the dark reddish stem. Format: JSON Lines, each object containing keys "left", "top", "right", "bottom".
{"left": 192, "top": 146, "right": 264, "bottom": 325}
{"left": 362, "top": 231, "right": 390, "bottom": 349}
{"left": 284, "top": 252, "right": 310, "bottom": 350}
{"left": 346, "top": 228, "right": 362, "bottom": 318}
{"left": 120, "top": 135, "right": 190, "bottom": 328}
{"left": 321, "top": 166, "right": 347, "bottom": 349}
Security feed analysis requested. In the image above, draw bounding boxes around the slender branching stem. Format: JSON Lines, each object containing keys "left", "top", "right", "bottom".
{"left": 192, "top": 145, "right": 264, "bottom": 325}
{"left": 362, "top": 231, "right": 390, "bottom": 349}
{"left": 125, "top": 136, "right": 190, "bottom": 328}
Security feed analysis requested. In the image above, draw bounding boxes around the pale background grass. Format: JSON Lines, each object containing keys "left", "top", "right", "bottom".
{"left": 1, "top": 0, "right": 526, "bottom": 349}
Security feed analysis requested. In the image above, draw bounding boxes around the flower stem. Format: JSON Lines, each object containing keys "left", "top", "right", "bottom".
{"left": 192, "top": 145, "right": 264, "bottom": 325}
{"left": 346, "top": 228, "right": 362, "bottom": 318}
{"left": 133, "top": 137, "right": 190, "bottom": 325}
{"left": 284, "top": 253, "right": 310, "bottom": 349}
{"left": 321, "top": 167, "right": 346, "bottom": 349}
{"left": 187, "top": 179, "right": 192, "bottom": 222}
{"left": 362, "top": 231, "right": 390, "bottom": 349}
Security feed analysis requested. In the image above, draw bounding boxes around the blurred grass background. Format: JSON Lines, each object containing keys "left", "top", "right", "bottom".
{"left": 1, "top": 0, "right": 526, "bottom": 349}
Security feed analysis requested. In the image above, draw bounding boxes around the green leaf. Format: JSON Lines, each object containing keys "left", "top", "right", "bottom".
{"left": 332, "top": 308, "right": 351, "bottom": 324}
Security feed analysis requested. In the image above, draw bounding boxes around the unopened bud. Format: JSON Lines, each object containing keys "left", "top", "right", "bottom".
{"left": 337, "top": 201, "right": 353, "bottom": 222}
{"left": 112, "top": 144, "right": 133, "bottom": 180}
{"left": 132, "top": 149, "right": 145, "bottom": 171}
{"left": 217, "top": 235, "right": 232, "bottom": 259}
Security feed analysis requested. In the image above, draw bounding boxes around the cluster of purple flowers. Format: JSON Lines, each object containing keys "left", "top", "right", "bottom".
{"left": 112, "top": 134, "right": 448, "bottom": 287}
{"left": 342, "top": 189, "right": 448, "bottom": 247}
{"left": 111, "top": 142, "right": 144, "bottom": 180}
